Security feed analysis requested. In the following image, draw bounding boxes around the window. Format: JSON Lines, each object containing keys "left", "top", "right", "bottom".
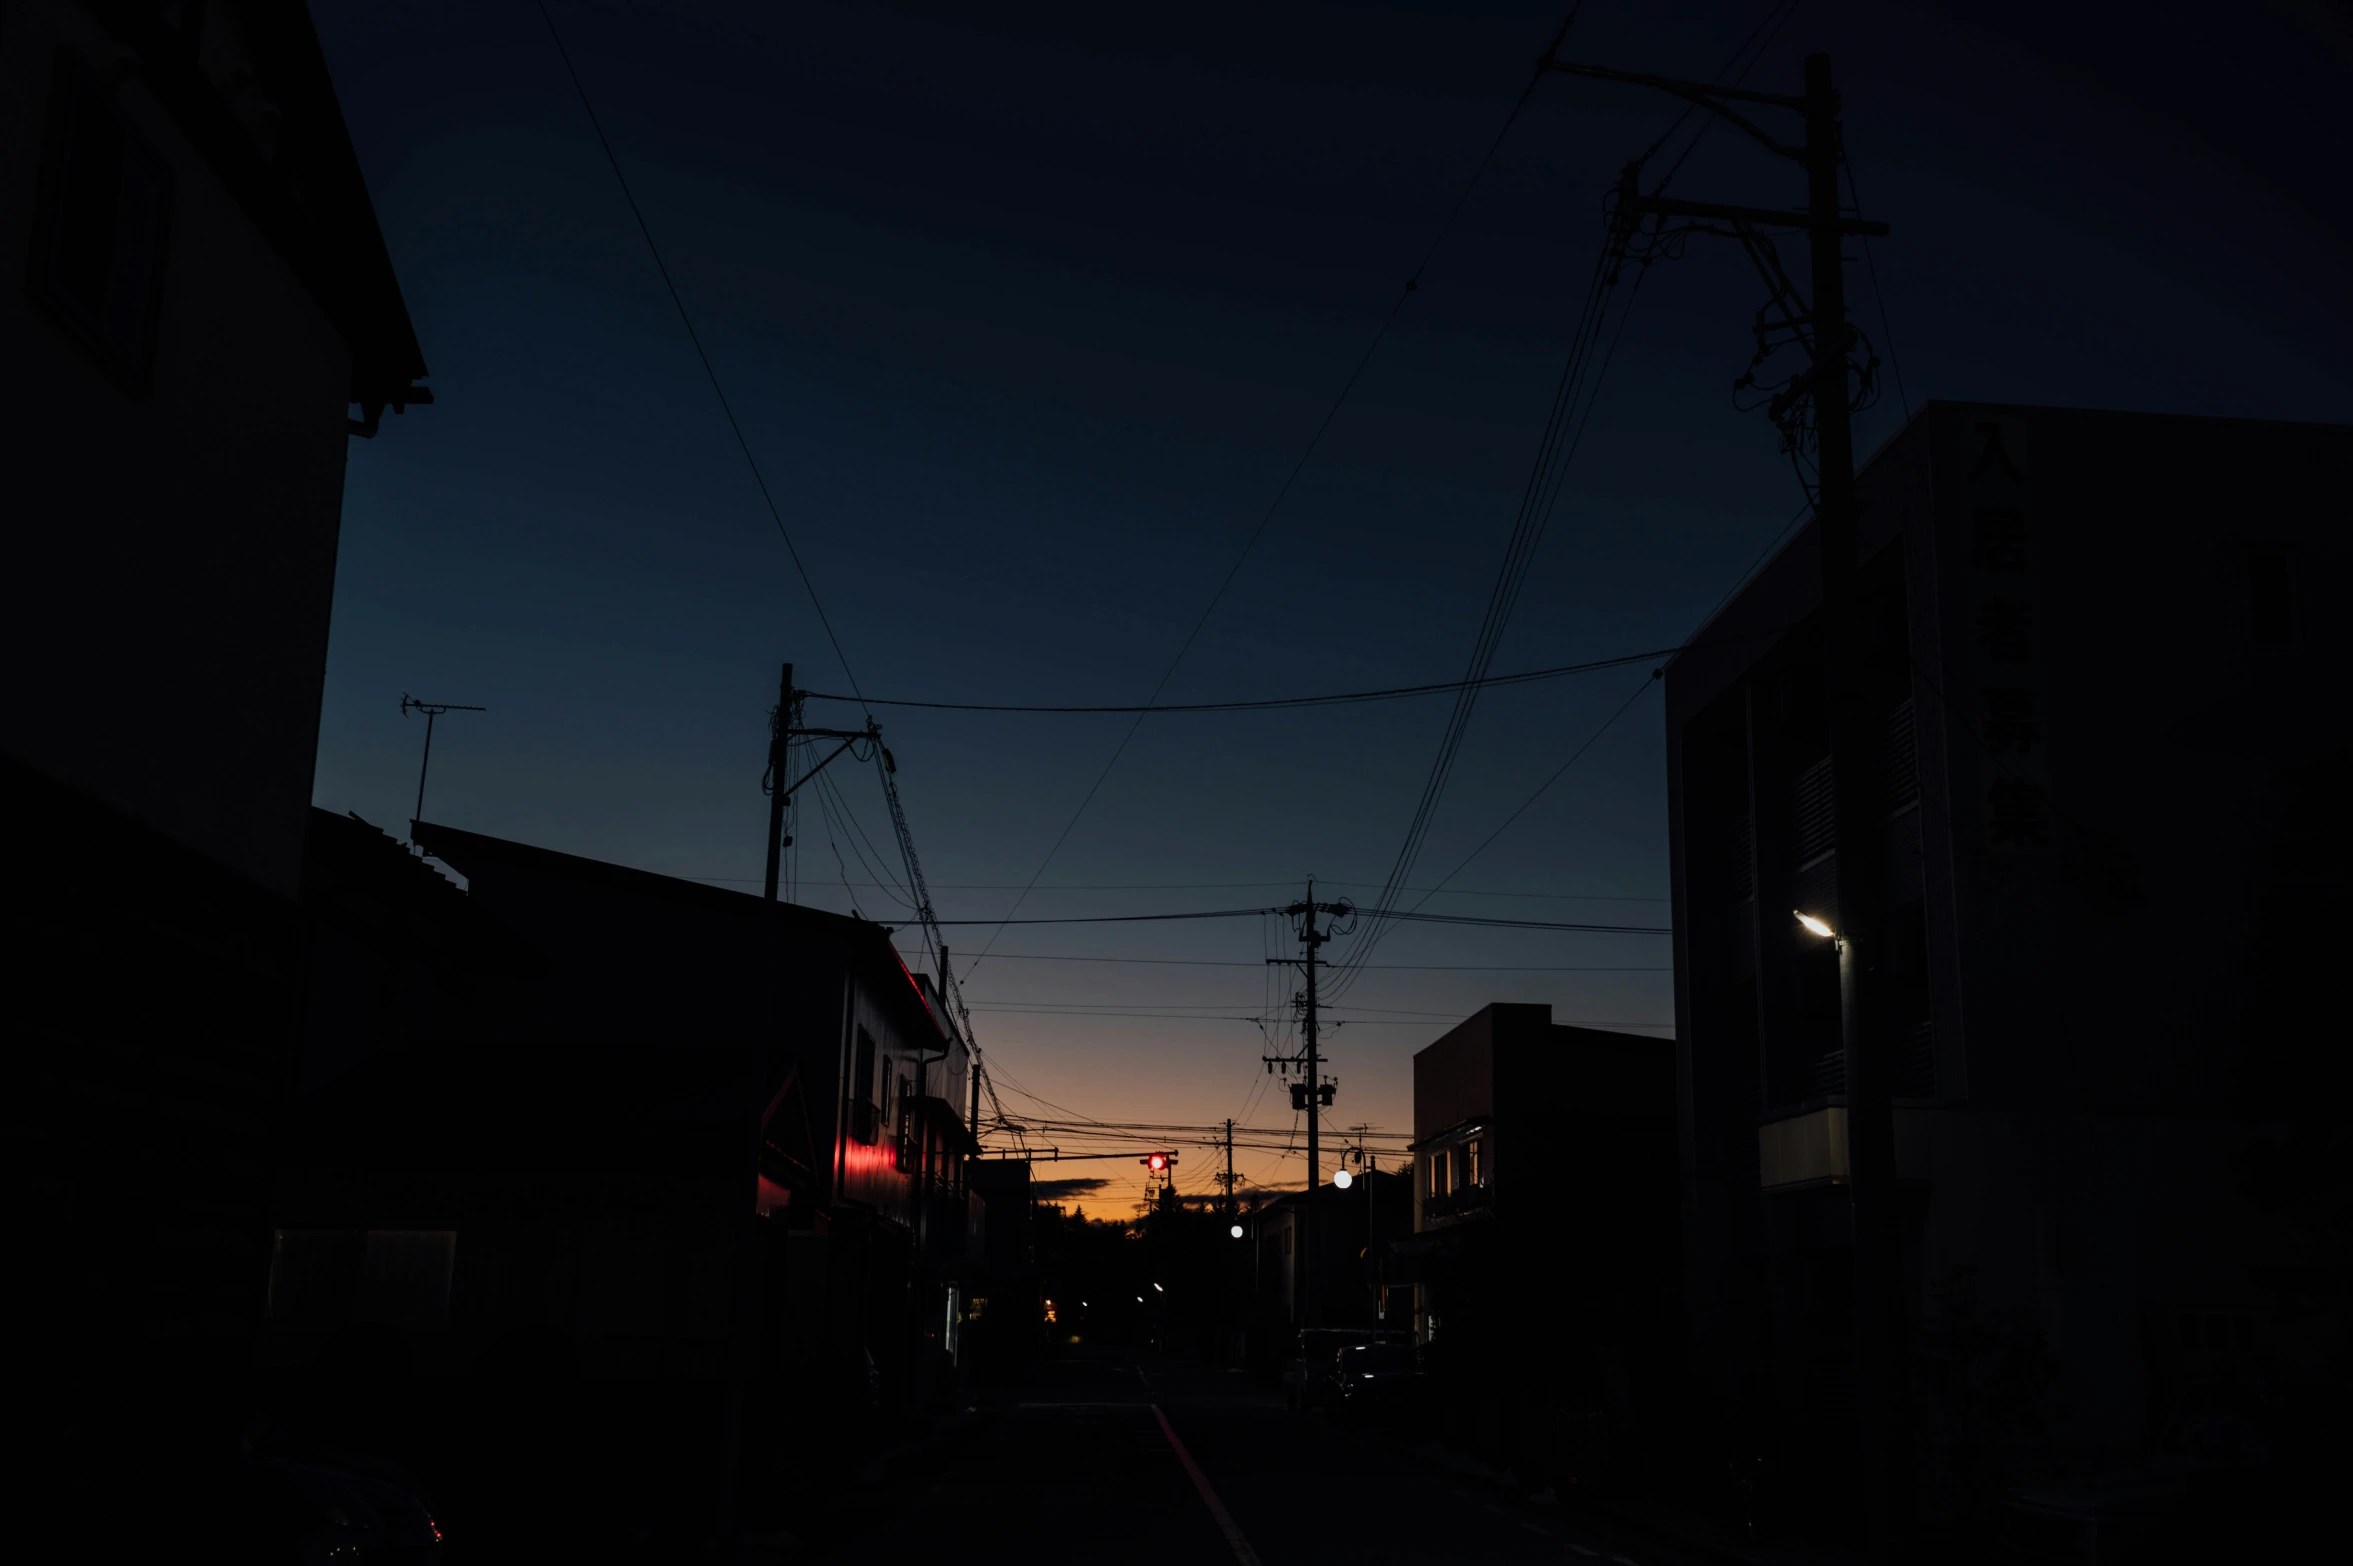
{"left": 895, "top": 1075, "right": 916, "bottom": 1172}
{"left": 1795, "top": 757, "right": 1837, "bottom": 866}
{"left": 1466, "top": 1139, "right": 1482, "bottom": 1187}
{"left": 32, "top": 55, "right": 172, "bottom": 393}
{"left": 2248, "top": 543, "right": 2298, "bottom": 648}
{"left": 358, "top": 1231, "right": 457, "bottom": 1326}
{"left": 1883, "top": 700, "right": 1919, "bottom": 815}
{"left": 268, "top": 1229, "right": 362, "bottom": 1324}
{"left": 850, "top": 1028, "right": 879, "bottom": 1143}
{"left": 268, "top": 1229, "right": 455, "bottom": 1326}
{"left": 1428, "top": 1150, "right": 1450, "bottom": 1198}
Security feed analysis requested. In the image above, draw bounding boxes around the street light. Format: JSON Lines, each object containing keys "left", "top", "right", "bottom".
{"left": 1794, "top": 910, "right": 1839, "bottom": 942}
{"left": 1153, "top": 1282, "right": 1164, "bottom": 1293}
{"left": 1230, "top": 1223, "right": 1245, "bottom": 1239}
{"left": 1332, "top": 1167, "right": 1353, "bottom": 1189}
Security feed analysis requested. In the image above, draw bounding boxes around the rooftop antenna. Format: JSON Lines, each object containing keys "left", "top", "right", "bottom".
{"left": 400, "top": 694, "right": 486, "bottom": 841}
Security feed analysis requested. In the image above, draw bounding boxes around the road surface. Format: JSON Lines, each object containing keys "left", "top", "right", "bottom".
{"left": 863, "top": 1344, "right": 1720, "bottom": 1566}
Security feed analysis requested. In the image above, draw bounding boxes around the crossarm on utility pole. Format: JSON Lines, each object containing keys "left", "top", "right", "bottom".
{"left": 1631, "top": 192, "right": 1888, "bottom": 236}
{"left": 1544, "top": 59, "right": 1805, "bottom": 159}
{"left": 780, "top": 733, "right": 865, "bottom": 800}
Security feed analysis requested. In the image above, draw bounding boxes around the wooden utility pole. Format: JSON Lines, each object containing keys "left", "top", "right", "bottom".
{"left": 763, "top": 663, "right": 794, "bottom": 902}
{"left": 1800, "top": 55, "right": 1906, "bottom": 1565}
{"left": 1268, "top": 882, "right": 1354, "bottom": 1329}
{"left": 1222, "top": 1118, "right": 1237, "bottom": 1217}
{"left": 1540, "top": 46, "right": 1904, "bottom": 1555}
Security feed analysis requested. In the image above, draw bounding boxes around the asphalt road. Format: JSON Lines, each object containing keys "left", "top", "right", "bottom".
{"left": 869, "top": 1345, "right": 1718, "bottom": 1566}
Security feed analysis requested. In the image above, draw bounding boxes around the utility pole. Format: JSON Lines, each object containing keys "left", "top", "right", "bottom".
{"left": 759, "top": 659, "right": 880, "bottom": 902}
{"left": 763, "top": 663, "right": 795, "bottom": 902}
{"left": 1540, "top": 46, "right": 1904, "bottom": 1555}
{"left": 1267, "top": 881, "right": 1355, "bottom": 1329}
{"left": 1222, "top": 1118, "right": 1236, "bottom": 1218}
{"left": 400, "top": 694, "right": 485, "bottom": 837}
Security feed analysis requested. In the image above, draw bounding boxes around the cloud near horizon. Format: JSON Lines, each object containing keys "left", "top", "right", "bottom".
{"left": 1031, "top": 1177, "right": 1110, "bottom": 1200}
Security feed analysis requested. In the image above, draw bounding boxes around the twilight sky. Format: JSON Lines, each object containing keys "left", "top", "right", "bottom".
{"left": 310, "top": 0, "right": 2352, "bottom": 1204}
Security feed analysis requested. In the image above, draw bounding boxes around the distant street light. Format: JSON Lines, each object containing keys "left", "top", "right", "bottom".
{"left": 1153, "top": 1282, "right": 1164, "bottom": 1293}
{"left": 1230, "top": 1223, "right": 1245, "bottom": 1239}
{"left": 1332, "top": 1168, "right": 1353, "bottom": 1190}
{"left": 1794, "top": 910, "right": 1839, "bottom": 942}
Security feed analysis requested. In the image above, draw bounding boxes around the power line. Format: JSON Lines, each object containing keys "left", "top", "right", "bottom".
{"left": 1380, "top": 908, "right": 1668, "bottom": 933}
{"left": 910, "top": 906, "right": 1665, "bottom": 930}
{"left": 800, "top": 643, "right": 1699, "bottom": 714}
{"left": 1843, "top": 153, "right": 1910, "bottom": 422}
{"left": 530, "top": 0, "right": 870, "bottom": 715}
{"left": 925, "top": 952, "right": 1672, "bottom": 971}
{"left": 686, "top": 874, "right": 1667, "bottom": 901}
{"left": 966, "top": 1005, "right": 1671, "bottom": 1029}
{"left": 972, "top": 999, "right": 1652, "bottom": 1019}
{"left": 965, "top": 6, "right": 1589, "bottom": 979}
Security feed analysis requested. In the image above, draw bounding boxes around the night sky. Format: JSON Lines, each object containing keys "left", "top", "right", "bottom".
{"left": 309, "top": 1, "right": 2351, "bottom": 1202}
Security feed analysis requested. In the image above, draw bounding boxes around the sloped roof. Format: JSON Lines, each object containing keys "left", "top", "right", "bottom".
{"left": 90, "top": 1, "right": 427, "bottom": 410}
{"left": 412, "top": 819, "right": 947, "bottom": 1046}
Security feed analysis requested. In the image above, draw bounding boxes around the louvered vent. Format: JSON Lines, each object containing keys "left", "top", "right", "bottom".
{"left": 1795, "top": 757, "right": 1837, "bottom": 866}
{"left": 1885, "top": 699, "right": 1919, "bottom": 815}
{"left": 1896, "top": 1021, "right": 1935, "bottom": 1097}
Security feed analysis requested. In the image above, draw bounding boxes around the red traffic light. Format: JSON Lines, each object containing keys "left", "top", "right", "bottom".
{"left": 1147, "top": 1152, "right": 1168, "bottom": 1171}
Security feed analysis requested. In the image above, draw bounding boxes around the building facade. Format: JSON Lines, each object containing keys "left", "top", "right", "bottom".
{"left": 1405, "top": 1004, "right": 1679, "bottom": 1486}
{"left": 267, "top": 819, "right": 986, "bottom": 1539}
{"left": 1665, "top": 402, "right": 2352, "bottom": 1535}
{"left": 0, "top": 1, "right": 425, "bottom": 1525}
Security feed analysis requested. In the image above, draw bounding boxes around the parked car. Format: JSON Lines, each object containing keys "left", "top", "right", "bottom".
{"left": 1326, "top": 1341, "right": 1426, "bottom": 1422}
{"left": 1281, "top": 1327, "right": 1412, "bottom": 1411}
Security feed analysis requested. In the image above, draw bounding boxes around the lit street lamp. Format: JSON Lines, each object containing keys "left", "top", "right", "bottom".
{"left": 1795, "top": 910, "right": 1840, "bottom": 944}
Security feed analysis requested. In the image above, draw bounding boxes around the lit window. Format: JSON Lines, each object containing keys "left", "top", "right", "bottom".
{"left": 1428, "top": 1151, "right": 1449, "bottom": 1197}
{"left": 1467, "top": 1139, "right": 1482, "bottom": 1186}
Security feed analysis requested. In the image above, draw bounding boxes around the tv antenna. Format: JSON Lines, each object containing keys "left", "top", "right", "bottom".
{"left": 400, "top": 694, "right": 486, "bottom": 837}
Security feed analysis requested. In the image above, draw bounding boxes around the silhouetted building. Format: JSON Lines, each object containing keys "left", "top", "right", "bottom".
{"left": 1400, "top": 1003, "right": 1679, "bottom": 1486}
{"left": 1666, "top": 402, "right": 2352, "bottom": 1537}
{"left": 4, "top": 0, "right": 426, "bottom": 893}
{"left": 0, "top": 0, "right": 424, "bottom": 1523}
{"left": 965, "top": 1157, "right": 1043, "bottom": 1375}
{"left": 265, "top": 820, "right": 984, "bottom": 1535}
{"left": 1253, "top": 1168, "right": 1411, "bottom": 1333}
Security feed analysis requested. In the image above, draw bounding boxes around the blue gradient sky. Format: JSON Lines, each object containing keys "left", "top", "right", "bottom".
{"left": 309, "top": 0, "right": 2351, "bottom": 1199}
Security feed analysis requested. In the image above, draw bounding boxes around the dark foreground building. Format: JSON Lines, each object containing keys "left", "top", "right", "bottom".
{"left": 0, "top": 0, "right": 425, "bottom": 1534}
{"left": 1403, "top": 1004, "right": 1680, "bottom": 1488}
{"left": 263, "top": 819, "right": 984, "bottom": 1543}
{"left": 1666, "top": 402, "right": 2351, "bottom": 1547}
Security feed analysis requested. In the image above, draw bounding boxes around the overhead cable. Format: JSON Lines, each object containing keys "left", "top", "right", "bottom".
{"left": 531, "top": 0, "right": 871, "bottom": 717}
{"left": 909, "top": 906, "right": 1665, "bottom": 931}
{"left": 962, "top": 3, "right": 1590, "bottom": 979}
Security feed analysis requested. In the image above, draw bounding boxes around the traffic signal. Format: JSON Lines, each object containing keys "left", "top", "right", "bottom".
{"left": 1141, "top": 1150, "right": 1178, "bottom": 1171}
